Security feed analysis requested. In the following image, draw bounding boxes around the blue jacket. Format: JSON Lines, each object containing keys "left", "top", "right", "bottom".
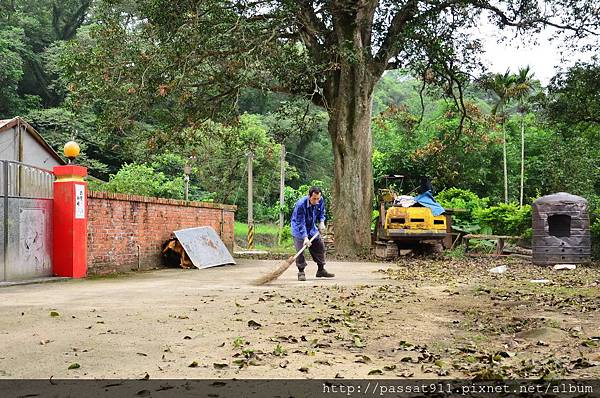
{"left": 291, "top": 196, "right": 326, "bottom": 239}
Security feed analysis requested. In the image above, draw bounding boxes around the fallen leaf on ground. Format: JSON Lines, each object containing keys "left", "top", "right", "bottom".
{"left": 355, "top": 355, "right": 371, "bottom": 364}
{"left": 248, "top": 320, "right": 262, "bottom": 329}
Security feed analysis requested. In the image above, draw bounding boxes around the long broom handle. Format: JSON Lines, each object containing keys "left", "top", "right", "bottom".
{"left": 291, "top": 232, "right": 320, "bottom": 261}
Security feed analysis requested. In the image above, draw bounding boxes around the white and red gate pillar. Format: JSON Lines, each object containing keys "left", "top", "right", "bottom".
{"left": 52, "top": 165, "right": 88, "bottom": 278}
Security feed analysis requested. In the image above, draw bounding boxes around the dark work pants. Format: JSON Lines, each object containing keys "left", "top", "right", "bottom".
{"left": 293, "top": 236, "right": 326, "bottom": 272}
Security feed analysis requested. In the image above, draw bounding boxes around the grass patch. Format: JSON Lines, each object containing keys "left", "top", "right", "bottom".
{"left": 546, "top": 319, "right": 561, "bottom": 329}
{"left": 470, "top": 333, "right": 490, "bottom": 344}
{"left": 234, "top": 222, "right": 281, "bottom": 236}
{"left": 235, "top": 222, "right": 294, "bottom": 251}
{"left": 444, "top": 247, "right": 466, "bottom": 260}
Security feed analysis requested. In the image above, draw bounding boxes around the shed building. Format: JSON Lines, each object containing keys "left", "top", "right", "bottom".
{"left": 0, "top": 117, "right": 65, "bottom": 169}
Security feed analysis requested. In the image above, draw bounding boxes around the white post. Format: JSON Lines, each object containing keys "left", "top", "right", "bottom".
{"left": 278, "top": 144, "right": 285, "bottom": 244}
{"left": 247, "top": 152, "right": 254, "bottom": 249}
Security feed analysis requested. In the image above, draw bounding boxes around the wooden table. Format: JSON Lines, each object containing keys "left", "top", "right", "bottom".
{"left": 462, "top": 234, "right": 518, "bottom": 254}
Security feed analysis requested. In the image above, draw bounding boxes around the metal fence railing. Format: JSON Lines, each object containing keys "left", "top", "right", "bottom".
{"left": 0, "top": 160, "right": 54, "bottom": 199}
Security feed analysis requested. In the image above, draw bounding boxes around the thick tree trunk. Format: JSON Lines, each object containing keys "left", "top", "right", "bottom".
{"left": 326, "top": 71, "right": 375, "bottom": 257}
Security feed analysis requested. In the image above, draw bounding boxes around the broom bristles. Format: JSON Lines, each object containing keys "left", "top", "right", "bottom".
{"left": 252, "top": 255, "right": 295, "bottom": 285}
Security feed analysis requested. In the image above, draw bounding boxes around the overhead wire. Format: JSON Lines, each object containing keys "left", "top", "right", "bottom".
{"left": 285, "top": 151, "right": 332, "bottom": 174}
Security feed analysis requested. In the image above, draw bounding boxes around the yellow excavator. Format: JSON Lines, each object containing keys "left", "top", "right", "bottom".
{"left": 373, "top": 175, "right": 449, "bottom": 258}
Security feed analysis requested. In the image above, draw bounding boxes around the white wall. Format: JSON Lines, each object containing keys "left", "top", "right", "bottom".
{"left": 0, "top": 125, "right": 62, "bottom": 170}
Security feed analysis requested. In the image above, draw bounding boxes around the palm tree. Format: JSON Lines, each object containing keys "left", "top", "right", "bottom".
{"left": 511, "top": 66, "right": 535, "bottom": 206}
{"left": 482, "top": 70, "right": 518, "bottom": 204}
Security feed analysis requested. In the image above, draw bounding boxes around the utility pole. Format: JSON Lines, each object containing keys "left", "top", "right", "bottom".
{"left": 183, "top": 164, "right": 191, "bottom": 201}
{"left": 247, "top": 152, "right": 254, "bottom": 250}
{"left": 278, "top": 144, "right": 285, "bottom": 244}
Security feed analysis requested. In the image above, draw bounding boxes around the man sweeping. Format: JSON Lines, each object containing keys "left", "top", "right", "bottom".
{"left": 291, "top": 186, "right": 335, "bottom": 281}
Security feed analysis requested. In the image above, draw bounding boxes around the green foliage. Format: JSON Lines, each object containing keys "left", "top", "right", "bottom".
{"left": 196, "top": 114, "right": 283, "bottom": 218}
{"left": 148, "top": 153, "right": 216, "bottom": 202}
{"left": 519, "top": 116, "right": 600, "bottom": 203}
{"left": 272, "top": 344, "right": 287, "bottom": 357}
{"left": 546, "top": 60, "right": 600, "bottom": 131}
{"left": 479, "top": 68, "right": 535, "bottom": 119}
{"left": 474, "top": 203, "right": 532, "bottom": 237}
{"left": 232, "top": 337, "right": 247, "bottom": 348}
{"left": 279, "top": 226, "right": 292, "bottom": 244}
{"left": 252, "top": 203, "right": 279, "bottom": 224}
{"left": 372, "top": 99, "right": 501, "bottom": 199}
{"left": 436, "top": 188, "right": 490, "bottom": 223}
{"left": 371, "top": 74, "right": 600, "bottom": 210}
{"left": 0, "top": 27, "right": 36, "bottom": 116}
{"left": 25, "top": 107, "right": 112, "bottom": 176}
{"left": 591, "top": 218, "right": 600, "bottom": 260}
{"left": 436, "top": 188, "right": 490, "bottom": 233}
{"left": 444, "top": 247, "right": 466, "bottom": 260}
{"left": 0, "top": 0, "right": 92, "bottom": 116}
{"left": 371, "top": 210, "right": 379, "bottom": 232}
{"left": 95, "top": 163, "right": 184, "bottom": 199}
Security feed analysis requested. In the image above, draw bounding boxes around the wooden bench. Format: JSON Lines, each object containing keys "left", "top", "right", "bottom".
{"left": 462, "top": 234, "right": 519, "bottom": 254}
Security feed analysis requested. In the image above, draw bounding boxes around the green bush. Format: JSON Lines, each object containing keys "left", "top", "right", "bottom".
{"left": 371, "top": 209, "right": 379, "bottom": 232}
{"left": 254, "top": 202, "right": 280, "bottom": 223}
{"left": 591, "top": 217, "right": 600, "bottom": 260}
{"left": 93, "top": 163, "right": 185, "bottom": 199}
{"left": 474, "top": 203, "right": 532, "bottom": 237}
{"left": 280, "top": 226, "right": 292, "bottom": 244}
{"left": 436, "top": 188, "right": 490, "bottom": 233}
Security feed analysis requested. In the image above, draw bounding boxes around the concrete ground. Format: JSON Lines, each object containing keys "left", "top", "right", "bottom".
{"left": 0, "top": 257, "right": 598, "bottom": 380}
{"left": 0, "top": 259, "right": 386, "bottom": 378}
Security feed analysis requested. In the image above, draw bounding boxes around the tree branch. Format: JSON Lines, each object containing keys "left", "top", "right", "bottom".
{"left": 372, "top": 0, "right": 419, "bottom": 74}
{"left": 297, "top": 1, "right": 329, "bottom": 64}
{"left": 374, "top": 0, "right": 599, "bottom": 77}
{"left": 297, "top": 0, "right": 330, "bottom": 40}
{"left": 357, "top": 0, "right": 378, "bottom": 51}
{"left": 472, "top": 1, "right": 600, "bottom": 35}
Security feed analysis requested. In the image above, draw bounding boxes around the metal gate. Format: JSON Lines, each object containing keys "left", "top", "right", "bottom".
{"left": 1, "top": 160, "right": 54, "bottom": 281}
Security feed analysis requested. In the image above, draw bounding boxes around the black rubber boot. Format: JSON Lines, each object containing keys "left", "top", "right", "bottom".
{"left": 316, "top": 268, "right": 335, "bottom": 278}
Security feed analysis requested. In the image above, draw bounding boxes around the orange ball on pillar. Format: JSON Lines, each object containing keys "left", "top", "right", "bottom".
{"left": 63, "top": 141, "right": 80, "bottom": 161}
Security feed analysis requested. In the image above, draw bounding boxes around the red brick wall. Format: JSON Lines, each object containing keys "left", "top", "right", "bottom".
{"left": 87, "top": 191, "right": 236, "bottom": 274}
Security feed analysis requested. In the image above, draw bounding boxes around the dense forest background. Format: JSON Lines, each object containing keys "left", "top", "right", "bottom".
{"left": 1, "top": 0, "right": 599, "bottom": 251}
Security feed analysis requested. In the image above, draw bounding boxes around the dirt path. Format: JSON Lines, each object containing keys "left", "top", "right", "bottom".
{"left": 0, "top": 257, "right": 598, "bottom": 379}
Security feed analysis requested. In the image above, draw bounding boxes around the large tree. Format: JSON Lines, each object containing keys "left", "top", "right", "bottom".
{"left": 547, "top": 60, "right": 600, "bottom": 130}
{"left": 0, "top": 0, "right": 92, "bottom": 111}
{"left": 60, "top": 0, "right": 599, "bottom": 256}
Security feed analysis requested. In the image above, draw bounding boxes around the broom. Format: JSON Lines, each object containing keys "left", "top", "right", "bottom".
{"left": 252, "top": 232, "right": 320, "bottom": 285}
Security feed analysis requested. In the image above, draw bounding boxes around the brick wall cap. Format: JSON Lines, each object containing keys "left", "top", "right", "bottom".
{"left": 87, "top": 190, "right": 237, "bottom": 211}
